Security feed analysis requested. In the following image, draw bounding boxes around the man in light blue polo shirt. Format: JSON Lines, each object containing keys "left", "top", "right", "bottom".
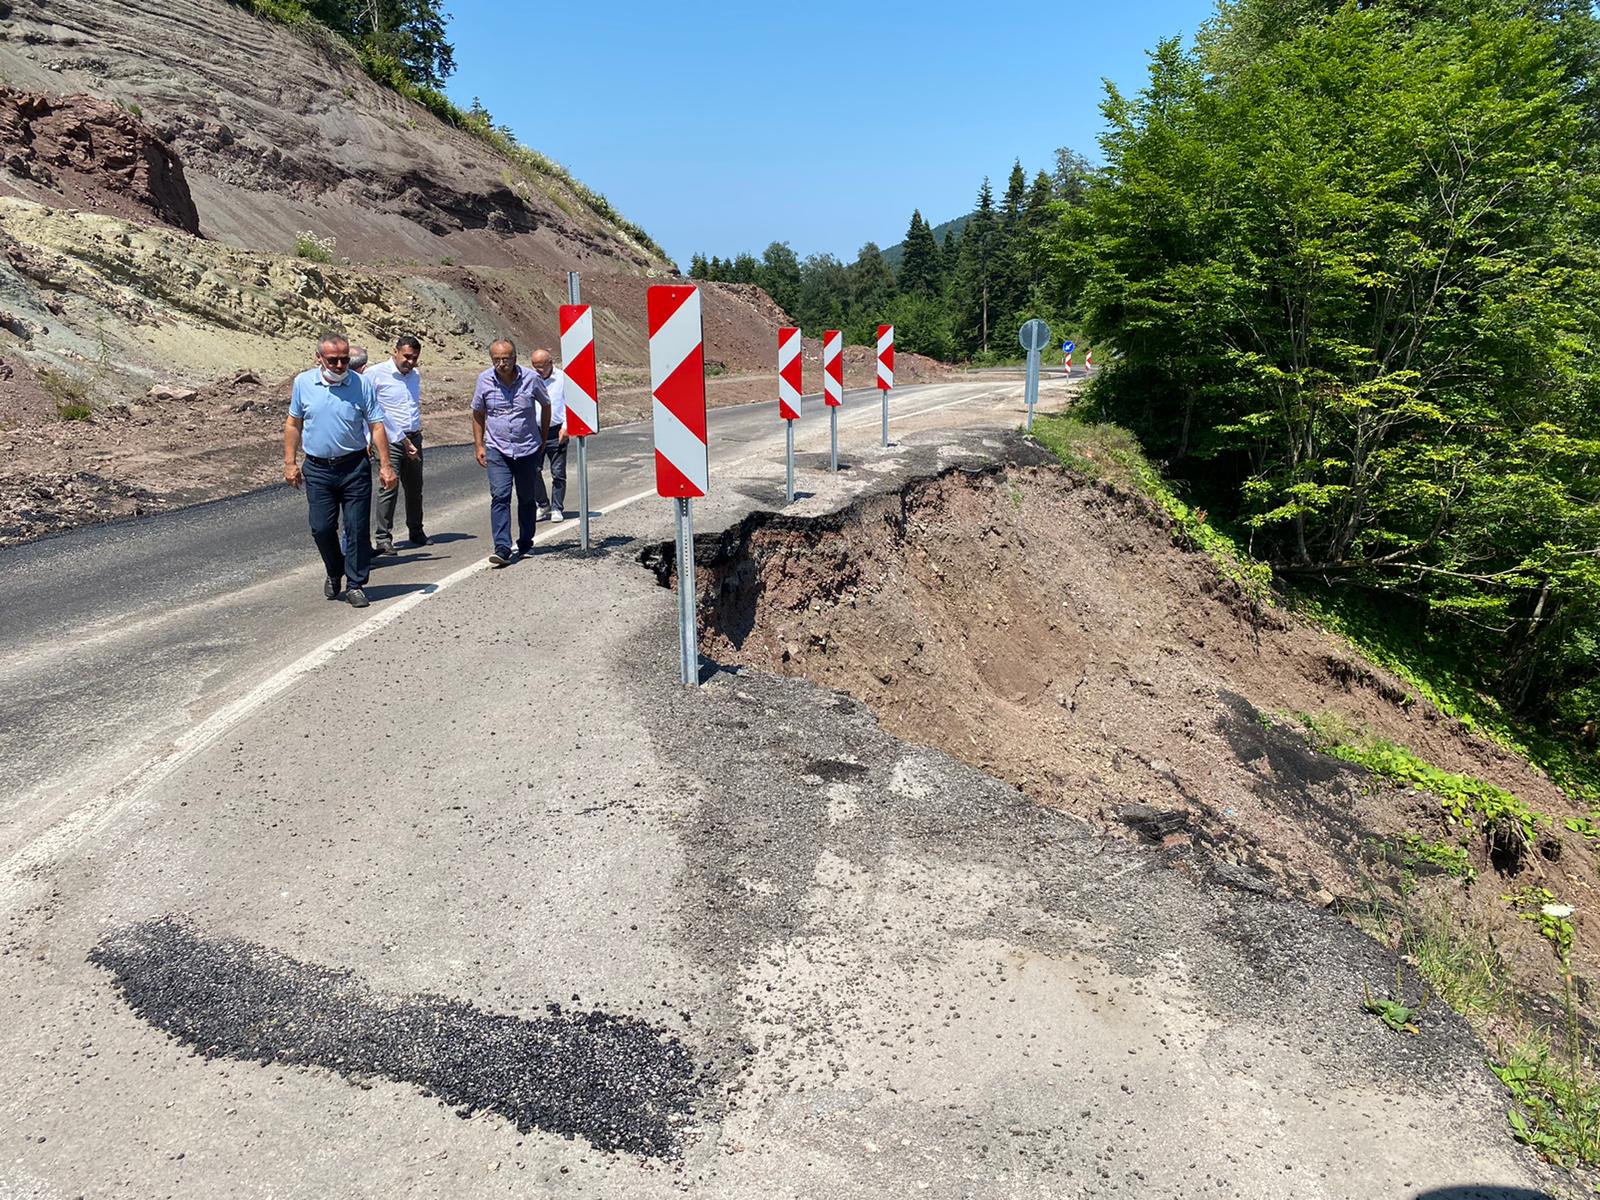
{"left": 471, "top": 337, "right": 550, "bottom": 567}
{"left": 283, "top": 332, "right": 396, "bottom": 608}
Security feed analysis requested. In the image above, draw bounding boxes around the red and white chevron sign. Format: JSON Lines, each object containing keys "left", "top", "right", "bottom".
{"left": 777, "top": 326, "right": 803, "bottom": 421}
{"left": 558, "top": 304, "right": 599, "bottom": 437}
{"left": 876, "top": 324, "right": 895, "bottom": 391}
{"left": 647, "top": 285, "right": 708, "bottom": 499}
{"left": 822, "top": 329, "right": 843, "bottom": 407}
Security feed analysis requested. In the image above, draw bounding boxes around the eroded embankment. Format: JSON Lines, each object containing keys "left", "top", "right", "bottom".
{"left": 663, "top": 463, "right": 1598, "bottom": 1020}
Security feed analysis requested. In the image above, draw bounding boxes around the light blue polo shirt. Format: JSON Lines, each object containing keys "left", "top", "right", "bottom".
{"left": 289, "top": 368, "right": 382, "bottom": 458}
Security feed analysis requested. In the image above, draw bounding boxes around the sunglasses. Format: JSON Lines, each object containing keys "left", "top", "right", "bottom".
{"left": 323, "top": 354, "right": 350, "bottom": 365}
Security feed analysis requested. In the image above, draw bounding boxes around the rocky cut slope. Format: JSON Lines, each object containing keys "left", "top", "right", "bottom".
{"left": 0, "top": 0, "right": 659, "bottom": 271}
{"left": 0, "top": 0, "right": 822, "bottom": 400}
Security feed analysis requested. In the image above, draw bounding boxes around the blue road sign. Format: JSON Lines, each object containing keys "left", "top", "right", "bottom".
{"left": 1062, "top": 340, "right": 1075, "bottom": 353}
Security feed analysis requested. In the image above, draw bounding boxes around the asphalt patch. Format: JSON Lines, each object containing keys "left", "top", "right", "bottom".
{"left": 88, "top": 916, "right": 704, "bottom": 1157}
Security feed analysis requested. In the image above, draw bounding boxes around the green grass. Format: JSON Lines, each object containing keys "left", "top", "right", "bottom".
{"left": 1031, "top": 413, "right": 1274, "bottom": 606}
{"left": 1293, "top": 586, "right": 1600, "bottom": 808}
{"left": 1295, "top": 716, "right": 1548, "bottom": 852}
{"left": 1395, "top": 833, "right": 1476, "bottom": 882}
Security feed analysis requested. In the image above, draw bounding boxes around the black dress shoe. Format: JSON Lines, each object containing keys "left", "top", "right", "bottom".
{"left": 324, "top": 577, "right": 340, "bottom": 600}
{"left": 410, "top": 531, "right": 429, "bottom": 547}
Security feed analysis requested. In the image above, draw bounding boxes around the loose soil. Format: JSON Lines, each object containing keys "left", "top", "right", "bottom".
{"left": 691, "top": 460, "right": 1600, "bottom": 1027}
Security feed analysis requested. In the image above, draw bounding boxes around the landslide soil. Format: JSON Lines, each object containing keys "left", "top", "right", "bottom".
{"left": 696, "top": 462, "right": 1600, "bottom": 1028}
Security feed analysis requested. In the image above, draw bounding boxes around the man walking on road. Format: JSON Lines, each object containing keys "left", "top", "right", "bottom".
{"left": 284, "top": 333, "right": 396, "bottom": 608}
{"left": 529, "top": 348, "right": 568, "bottom": 523}
{"left": 471, "top": 338, "right": 550, "bottom": 568}
{"left": 367, "top": 335, "right": 427, "bottom": 554}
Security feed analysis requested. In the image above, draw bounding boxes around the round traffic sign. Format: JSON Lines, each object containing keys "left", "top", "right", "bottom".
{"left": 1018, "top": 318, "right": 1052, "bottom": 353}
{"left": 1062, "top": 339, "right": 1076, "bottom": 352}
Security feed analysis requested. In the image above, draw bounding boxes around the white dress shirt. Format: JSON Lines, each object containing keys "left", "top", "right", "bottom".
{"left": 367, "top": 358, "right": 423, "bottom": 445}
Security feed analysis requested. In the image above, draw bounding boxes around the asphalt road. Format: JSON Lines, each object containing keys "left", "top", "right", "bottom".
{"left": 0, "top": 373, "right": 1560, "bottom": 1198}
{"left": 0, "top": 379, "right": 1001, "bottom": 862}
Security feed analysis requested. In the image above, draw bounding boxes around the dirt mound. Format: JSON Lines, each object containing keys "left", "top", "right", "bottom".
{"left": 691, "top": 462, "right": 1596, "bottom": 1014}
{"left": 0, "top": 86, "right": 199, "bottom": 233}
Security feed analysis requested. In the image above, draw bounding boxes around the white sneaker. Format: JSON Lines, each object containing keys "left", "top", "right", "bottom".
{"left": 549, "top": 509, "right": 566, "bottom": 523}
{"left": 536, "top": 505, "right": 550, "bottom": 519}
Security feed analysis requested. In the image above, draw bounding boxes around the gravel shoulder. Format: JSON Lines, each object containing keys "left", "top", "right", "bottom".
{"left": 0, "top": 396, "right": 1563, "bottom": 1198}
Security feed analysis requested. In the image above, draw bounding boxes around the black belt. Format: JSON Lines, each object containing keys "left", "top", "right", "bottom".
{"left": 304, "top": 450, "right": 366, "bottom": 468}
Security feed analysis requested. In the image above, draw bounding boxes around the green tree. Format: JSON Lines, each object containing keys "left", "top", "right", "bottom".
{"left": 1052, "top": 147, "right": 1094, "bottom": 206}
{"left": 848, "top": 242, "right": 898, "bottom": 333}
{"left": 757, "top": 242, "right": 802, "bottom": 315}
{"left": 795, "top": 253, "right": 850, "bottom": 331}
{"left": 1078, "top": 0, "right": 1600, "bottom": 721}
{"left": 729, "top": 252, "right": 759, "bottom": 284}
{"left": 953, "top": 178, "right": 999, "bottom": 354}
{"left": 898, "top": 210, "right": 943, "bottom": 296}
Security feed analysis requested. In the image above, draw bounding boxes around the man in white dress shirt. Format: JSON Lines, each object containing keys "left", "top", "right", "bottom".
{"left": 365, "top": 335, "right": 427, "bottom": 554}
{"left": 529, "top": 347, "right": 568, "bottom": 523}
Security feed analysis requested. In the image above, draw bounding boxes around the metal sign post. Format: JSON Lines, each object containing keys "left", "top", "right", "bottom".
{"left": 876, "top": 324, "right": 894, "bottom": 446}
{"left": 648, "top": 285, "right": 709, "bottom": 688}
{"left": 1019, "top": 318, "right": 1052, "bottom": 431}
{"left": 565, "top": 271, "right": 591, "bottom": 550}
{"left": 785, "top": 422, "right": 795, "bottom": 504}
{"left": 778, "top": 326, "right": 802, "bottom": 505}
{"left": 674, "top": 498, "right": 696, "bottom": 686}
{"left": 823, "top": 329, "right": 843, "bottom": 471}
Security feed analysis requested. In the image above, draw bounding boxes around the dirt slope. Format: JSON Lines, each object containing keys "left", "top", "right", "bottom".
{"left": 696, "top": 460, "right": 1598, "bottom": 1027}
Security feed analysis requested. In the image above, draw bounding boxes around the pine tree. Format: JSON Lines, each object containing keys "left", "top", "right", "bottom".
{"left": 1052, "top": 147, "right": 1094, "bottom": 206}
{"left": 689, "top": 253, "right": 709, "bottom": 278}
{"left": 953, "top": 179, "right": 998, "bottom": 354}
{"left": 993, "top": 161, "right": 1029, "bottom": 328}
{"left": 898, "top": 210, "right": 943, "bottom": 296}
{"left": 848, "top": 242, "right": 897, "bottom": 334}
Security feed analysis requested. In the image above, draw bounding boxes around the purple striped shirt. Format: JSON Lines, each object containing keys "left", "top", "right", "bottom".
{"left": 472, "top": 365, "right": 549, "bottom": 457}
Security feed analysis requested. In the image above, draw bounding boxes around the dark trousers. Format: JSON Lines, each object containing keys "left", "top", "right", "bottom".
{"left": 486, "top": 446, "right": 539, "bottom": 553}
{"left": 305, "top": 452, "right": 372, "bottom": 588}
{"left": 375, "top": 431, "right": 424, "bottom": 544}
{"left": 533, "top": 425, "right": 567, "bottom": 512}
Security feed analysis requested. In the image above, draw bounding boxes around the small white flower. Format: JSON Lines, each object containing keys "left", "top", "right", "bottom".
{"left": 1542, "top": 903, "right": 1575, "bottom": 919}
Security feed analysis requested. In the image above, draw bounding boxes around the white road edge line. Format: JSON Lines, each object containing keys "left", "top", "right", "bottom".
{"left": 1, "top": 380, "right": 1026, "bottom": 891}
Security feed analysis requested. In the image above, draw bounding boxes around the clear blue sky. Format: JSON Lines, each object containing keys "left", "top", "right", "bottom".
{"left": 443, "top": 0, "right": 1214, "bottom": 268}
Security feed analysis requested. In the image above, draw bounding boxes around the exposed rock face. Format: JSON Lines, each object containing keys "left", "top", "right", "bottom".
{"left": 0, "top": 0, "right": 664, "bottom": 273}
{"left": 0, "top": 86, "right": 200, "bottom": 234}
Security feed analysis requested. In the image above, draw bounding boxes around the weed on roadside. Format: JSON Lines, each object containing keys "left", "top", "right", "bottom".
{"left": 1297, "top": 715, "right": 1547, "bottom": 867}
{"left": 293, "top": 230, "right": 336, "bottom": 263}
{"left": 40, "top": 367, "right": 92, "bottom": 421}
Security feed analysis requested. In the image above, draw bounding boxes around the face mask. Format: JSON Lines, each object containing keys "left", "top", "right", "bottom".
{"left": 321, "top": 366, "right": 348, "bottom": 386}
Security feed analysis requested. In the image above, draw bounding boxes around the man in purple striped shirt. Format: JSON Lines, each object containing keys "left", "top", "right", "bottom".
{"left": 471, "top": 338, "right": 551, "bottom": 566}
